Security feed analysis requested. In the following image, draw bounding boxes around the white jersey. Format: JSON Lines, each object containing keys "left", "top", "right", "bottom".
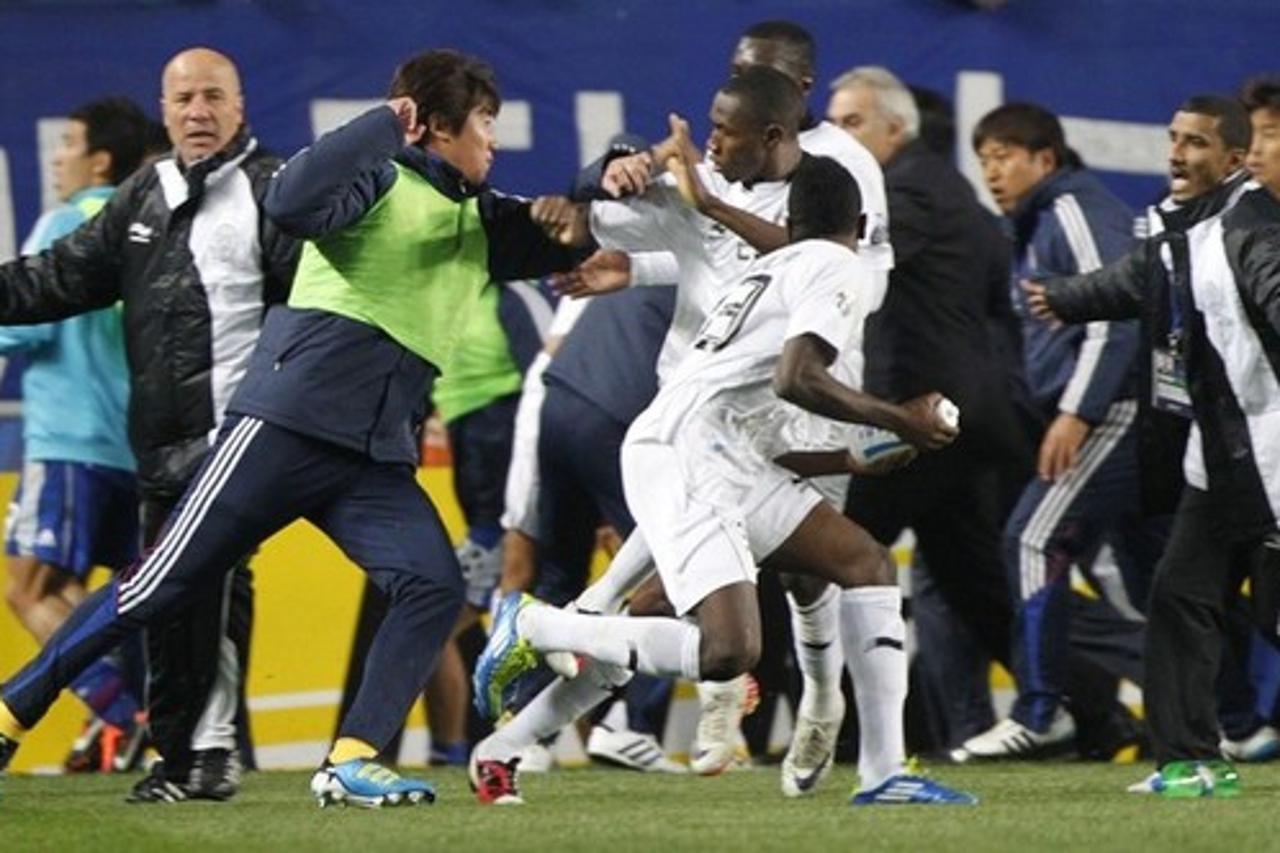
{"left": 630, "top": 239, "right": 880, "bottom": 492}
{"left": 591, "top": 165, "right": 790, "bottom": 383}
{"left": 799, "top": 120, "right": 893, "bottom": 273}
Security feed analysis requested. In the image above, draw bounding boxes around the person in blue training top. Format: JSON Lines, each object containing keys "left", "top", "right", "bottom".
{"left": 1, "top": 97, "right": 152, "bottom": 770}
{"left": 959, "top": 103, "right": 1168, "bottom": 761}
{"left": 0, "top": 49, "right": 579, "bottom": 808}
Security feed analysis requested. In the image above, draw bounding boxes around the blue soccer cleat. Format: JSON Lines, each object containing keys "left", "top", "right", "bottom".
{"left": 473, "top": 592, "right": 544, "bottom": 721}
{"left": 310, "top": 758, "right": 436, "bottom": 808}
{"left": 850, "top": 773, "right": 978, "bottom": 806}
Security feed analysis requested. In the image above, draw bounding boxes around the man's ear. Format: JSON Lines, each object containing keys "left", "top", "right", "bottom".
{"left": 89, "top": 150, "right": 113, "bottom": 184}
{"left": 1226, "top": 147, "right": 1248, "bottom": 174}
{"left": 1034, "top": 147, "right": 1057, "bottom": 173}
{"left": 426, "top": 113, "right": 454, "bottom": 145}
{"left": 763, "top": 122, "right": 784, "bottom": 148}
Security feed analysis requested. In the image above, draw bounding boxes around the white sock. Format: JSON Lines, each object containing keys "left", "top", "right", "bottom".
{"left": 787, "top": 584, "right": 844, "bottom": 719}
{"left": 477, "top": 661, "right": 630, "bottom": 761}
{"left": 520, "top": 606, "right": 701, "bottom": 680}
{"left": 599, "top": 698, "right": 628, "bottom": 731}
{"left": 840, "top": 585, "right": 907, "bottom": 790}
{"left": 575, "top": 531, "right": 655, "bottom": 615}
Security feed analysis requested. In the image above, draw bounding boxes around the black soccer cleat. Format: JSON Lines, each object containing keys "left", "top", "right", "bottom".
{"left": 125, "top": 760, "right": 189, "bottom": 804}
{"left": 187, "top": 748, "right": 241, "bottom": 801}
{"left": 0, "top": 731, "right": 18, "bottom": 774}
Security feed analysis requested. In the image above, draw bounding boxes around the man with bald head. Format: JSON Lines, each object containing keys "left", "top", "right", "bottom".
{"left": 0, "top": 47, "right": 298, "bottom": 801}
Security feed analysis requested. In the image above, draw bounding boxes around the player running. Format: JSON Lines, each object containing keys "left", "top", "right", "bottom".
{"left": 473, "top": 148, "right": 976, "bottom": 807}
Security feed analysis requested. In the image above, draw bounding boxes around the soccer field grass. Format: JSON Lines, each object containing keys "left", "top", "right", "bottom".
{"left": 5, "top": 762, "right": 1280, "bottom": 852}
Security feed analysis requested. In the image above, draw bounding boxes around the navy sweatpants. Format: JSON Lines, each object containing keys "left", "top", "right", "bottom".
{"left": 1005, "top": 400, "right": 1166, "bottom": 731}
{"left": 532, "top": 383, "right": 633, "bottom": 606}
{"left": 2, "top": 415, "right": 464, "bottom": 750}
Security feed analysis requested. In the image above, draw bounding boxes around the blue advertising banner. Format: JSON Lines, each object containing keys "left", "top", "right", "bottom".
{"left": 0, "top": 0, "right": 1275, "bottom": 252}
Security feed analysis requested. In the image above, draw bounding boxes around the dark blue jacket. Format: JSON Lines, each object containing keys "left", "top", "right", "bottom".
{"left": 1008, "top": 168, "right": 1137, "bottom": 423}
{"left": 229, "top": 106, "right": 576, "bottom": 464}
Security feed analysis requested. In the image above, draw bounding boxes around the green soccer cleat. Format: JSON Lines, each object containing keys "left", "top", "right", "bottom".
{"left": 473, "top": 592, "right": 544, "bottom": 721}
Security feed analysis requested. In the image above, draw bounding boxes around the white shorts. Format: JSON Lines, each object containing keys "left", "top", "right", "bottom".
{"left": 742, "top": 470, "right": 830, "bottom": 562}
{"left": 621, "top": 433, "right": 824, "bottom": 616}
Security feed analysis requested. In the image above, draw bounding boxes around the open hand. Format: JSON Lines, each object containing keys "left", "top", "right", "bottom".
{"left": 663, "top": 114, "right": 710, "bottom": 211}
{"left": 1037, "top": 412, "right": 1090, "bottom": 481}
{"left": 550, "top": 249, "right": 631, "bottom": 298}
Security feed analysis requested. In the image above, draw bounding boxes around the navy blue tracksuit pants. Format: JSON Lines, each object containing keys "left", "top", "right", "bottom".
{"left": 532, "top": 382, "right": 634, "bottom": 606}
{"left": 1005, "top": 399, "right": 1166, "bottom": 731}
{"left": 2, "top": 415, "right": 464, "bottom": 750}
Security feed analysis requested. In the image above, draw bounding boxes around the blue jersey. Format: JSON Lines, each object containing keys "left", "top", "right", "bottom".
{"left": 0, "top": 186, "right": 134, "bottom": 470}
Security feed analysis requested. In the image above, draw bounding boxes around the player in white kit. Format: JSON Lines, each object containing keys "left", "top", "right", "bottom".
{"left": 551, "top": 21, "right": 899, "bottom": 785}
{"left": 474, "top": 149, "right": 975, "bottom": 807}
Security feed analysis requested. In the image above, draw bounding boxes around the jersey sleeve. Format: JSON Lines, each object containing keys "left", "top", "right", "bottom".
{"left": 629, "top": 251, "right": 680, "bottom": 286}
{"left": 589, "top": 178, "right": 688, "bottom": 253}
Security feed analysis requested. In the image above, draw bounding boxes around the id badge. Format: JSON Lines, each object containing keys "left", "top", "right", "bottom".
{"left": 1152, "top": 347, "right": 1192, "bottom": 417}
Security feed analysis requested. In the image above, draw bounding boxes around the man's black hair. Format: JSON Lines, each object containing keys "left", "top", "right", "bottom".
{"left": 1241, "top": 76, "right": 1280, "bottom": 117}
{"left": 972, "top": 101, "right": 1082, "bottom": 169}
{"left": 388, "top": 49, "right": 500, "bottom": 135}
{"left": 719, "top": 65, "right": 805, "bottom": 134}
{"left": 740, "top": 20, "right": 815, "bottom": 77}
{"left": 1179, "top": 94, "right": 1251, "bottom": 150}
{"left": 788, "top": 155, "right": 861, "bottom": 240}
{"left": 909, "top": 85, "right": 956, "bottom": 158}
{"left": 67, "top": 96, "right": 153, "bottom": 184}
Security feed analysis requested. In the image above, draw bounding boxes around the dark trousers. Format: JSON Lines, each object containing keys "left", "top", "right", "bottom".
{"left": 2, "top": 416, "right": 464, "bottom": 751}
{"left": 845, "top": 431, "right": 1135, "bottom": 741}
{"left": 141, "top": 495, "right": 254, "bottom": 775}
{"left": 846, "top": 439, "right": 1016, "bottom": 665}
{"left": 1003, "top": 406, "right": 1167, "bottom": 730}
{"left": 1145, "top": 486, "right": 1280, "bottom": 764}
{"left": 447, "top": 394, "right": 519, "bottom": 530}
{"left": 533, "top": 384, "right": 633, "bottom": 605}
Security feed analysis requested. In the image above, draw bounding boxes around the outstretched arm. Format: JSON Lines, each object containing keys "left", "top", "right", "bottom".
{"left": 773, "top": 333, "right": 957, "bottom": 452}
{"left": 0, "top": 183, "right": 131, "bottom": 325}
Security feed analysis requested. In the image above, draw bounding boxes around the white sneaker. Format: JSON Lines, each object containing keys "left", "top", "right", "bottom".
{"left": 780, "top": 691, "right": 845, "bottom": 798}
{"left": 953, "top": 709, "right": 1075, "bottom": 761}
{"left": 690, "top": 675, "right": 754, "bottom": 775}
{"left": 587, "top": 726, "right": 686, "bottom": 773}
{"left": 517, "top": 743, "right": 554, "bottom": 773}
{"left": 456, "top": 537, "right": 503, "bottom": 609}
{"left": 1220, "top": 724, "right": 1280, "bottom": 762}
{"left": 1126, "top": 770, "right": 1161, "bottom": 794}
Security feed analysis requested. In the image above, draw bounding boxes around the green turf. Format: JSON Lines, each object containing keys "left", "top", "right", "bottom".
{"left": 5, "top": 762, "right": 1280, "bottom": 852}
